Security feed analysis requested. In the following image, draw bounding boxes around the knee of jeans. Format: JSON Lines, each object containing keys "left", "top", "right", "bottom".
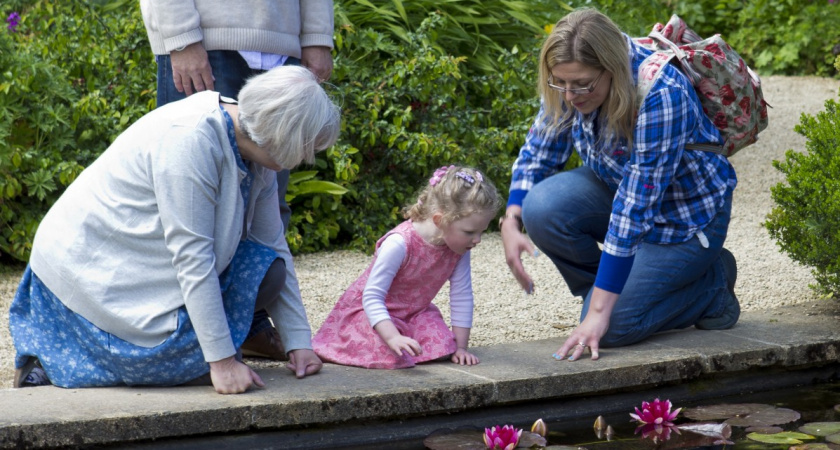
{"left": 600, "top": 326, "right": 647, "bottom": 348}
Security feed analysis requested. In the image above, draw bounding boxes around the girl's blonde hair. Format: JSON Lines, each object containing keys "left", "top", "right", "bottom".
{"left": 538, "top": 8, "right": 637, "bottom": 147}
{"left": 404, "top": 165, "right": 501, "bottom": 226}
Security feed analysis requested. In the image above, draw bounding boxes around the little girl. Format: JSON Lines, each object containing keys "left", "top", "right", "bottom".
{"left": 312, "top": 165, "right": 501, "bottom": 369}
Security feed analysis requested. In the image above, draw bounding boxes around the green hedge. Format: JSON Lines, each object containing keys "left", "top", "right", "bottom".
{"left": 1, "top": 0, "right": 838, "bottom": 263}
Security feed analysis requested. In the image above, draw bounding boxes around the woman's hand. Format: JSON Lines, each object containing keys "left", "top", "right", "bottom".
{"left": 451, "top": 348, "right": 480, "bottom": 366}
{"left": 209, "top": 356, "right": 264, "bottom": 394}
{"left": 553, "top": 288, "right": 618, "bottom": 361}
{"left": 500, "top": 209, "right": 536, "bottom": 293}
{"left": 286, "top": 349, "right": 323, "bottom": 379}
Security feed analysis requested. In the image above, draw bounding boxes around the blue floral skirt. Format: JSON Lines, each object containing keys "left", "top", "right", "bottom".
{"left": 9, "top": 240, "right": 277, "bottom": 388}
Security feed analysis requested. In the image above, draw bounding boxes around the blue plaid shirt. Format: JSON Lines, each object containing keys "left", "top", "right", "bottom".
{"left": 510, "top": 35, "right": 736, "bottom": 260}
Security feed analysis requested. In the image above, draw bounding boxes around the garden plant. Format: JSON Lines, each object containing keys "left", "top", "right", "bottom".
{"left": 1, "top": 0, "right": 838, "bottom": 266}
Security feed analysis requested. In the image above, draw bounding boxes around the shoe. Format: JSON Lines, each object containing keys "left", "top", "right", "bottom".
{"left": 241, "top": 327, "right": 287, "bottom": 360}
{"left": 696, "top": 248, "right": 740, "bottom": 330}
{"left": 13, "top": 357, "right": 51, "bottom": 388}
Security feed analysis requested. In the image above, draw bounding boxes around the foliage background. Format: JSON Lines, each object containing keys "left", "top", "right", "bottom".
{"left": 1, "top": 0, "right": 838, "bottom": 264}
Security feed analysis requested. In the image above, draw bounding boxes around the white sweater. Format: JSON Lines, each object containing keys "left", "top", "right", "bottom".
{"left": 140, "top": 0, "right": 334, "bottom": 57}
{"left": 29, "top": 91, "right": 312, "bottom": 363}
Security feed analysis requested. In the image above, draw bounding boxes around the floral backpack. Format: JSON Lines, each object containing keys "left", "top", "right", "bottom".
{"left": 634, "top": 15, "right": 769, "bottom": 157}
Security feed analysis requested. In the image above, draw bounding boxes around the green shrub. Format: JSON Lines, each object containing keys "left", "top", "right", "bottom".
{"left": 289, "top": 11, "right": 543, "bottom": 253}
{"left": 0, "top": 0, "right": 155, "bottom": 262}
{"left": 765, "top": 93, "right": 840, "bottom": 298}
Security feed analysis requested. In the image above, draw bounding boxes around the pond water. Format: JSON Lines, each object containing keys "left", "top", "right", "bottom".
{"left": 536, "top": 380, "right": 840, "bottom": 449}
{"left": 339, "top": 379, "right": 840, "bottom": 449}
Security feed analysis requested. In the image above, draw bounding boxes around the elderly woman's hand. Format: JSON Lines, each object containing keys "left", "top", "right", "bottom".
{"left": 286, "top": 349, "right": 323, "bottom": 379}
{"left": 209, "top": 356, "right": 265, "bottom": 394}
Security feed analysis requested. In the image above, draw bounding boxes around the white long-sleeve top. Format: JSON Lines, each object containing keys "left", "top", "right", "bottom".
{"left": 362, "top": 234, "right": 474, "bottom": 329}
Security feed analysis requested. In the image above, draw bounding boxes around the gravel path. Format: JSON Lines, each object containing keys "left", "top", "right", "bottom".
{"left": 1, "top": 75, "right": 838, "bottom": 388}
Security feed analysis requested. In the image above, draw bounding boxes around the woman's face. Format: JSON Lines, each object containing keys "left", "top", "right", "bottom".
{"left": 549, "top": 62, "right": 611, "bottom": 115}
{"left": 244, "top": 146, "right": 284, "bottom": 172}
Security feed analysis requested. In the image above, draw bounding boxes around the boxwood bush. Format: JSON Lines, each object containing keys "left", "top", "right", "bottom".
{"left": 765, "top": 94, "right": 840, "bottom": 298}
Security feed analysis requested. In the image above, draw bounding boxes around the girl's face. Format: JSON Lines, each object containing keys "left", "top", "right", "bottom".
{"left": 549, "top": 61, "right": 612, "bottom": 115}
{"left": 436, "top": 210, "right": 496, "bottom": 255}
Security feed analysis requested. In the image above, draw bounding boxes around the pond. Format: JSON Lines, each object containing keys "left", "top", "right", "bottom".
{"left": 352, "top": 379, "right": 840, "bottom": 450}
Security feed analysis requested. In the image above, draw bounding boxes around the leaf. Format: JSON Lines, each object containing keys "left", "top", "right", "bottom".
{"left": 291, "top": 180, "right": 348, "bottom": 196}
{"left": 677, "top": 422, "right": 732, "bottom": 440}
{"left": 422, "top": 428, "right": 486, "bottom": 450}
{"left": 800, "top": 422, "right": 840, "bottom": 437}
{"left": 747, "top": 431, "right": 807, "bottom": 444}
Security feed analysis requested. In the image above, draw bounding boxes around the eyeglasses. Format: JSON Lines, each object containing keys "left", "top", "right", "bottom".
{"left": 547, "top": 70, "right": 605, "bottom": 95}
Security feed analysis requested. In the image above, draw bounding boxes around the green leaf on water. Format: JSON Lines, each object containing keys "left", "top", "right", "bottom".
{"left": 799, "top": 422, "right": 840, "bottom": 437}
{"left": 746, "top": 431, "right": 814, "bottom": 444}
{"left": 826, "top": 432, "right": 840, "bottom": 444}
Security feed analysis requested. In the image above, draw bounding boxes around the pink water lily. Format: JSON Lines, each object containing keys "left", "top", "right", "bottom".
{"left": 635, "top": 422, "right": 680, "bottom": 444}
{"left": 630, "top": 398, "right": 681, "bottom": 426}
{"left": 483, "top": 424, "right": 522, "bottom": 450}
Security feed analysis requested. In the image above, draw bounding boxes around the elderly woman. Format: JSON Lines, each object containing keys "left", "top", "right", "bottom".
{"left": 501, "top": 9, "right": 739, "bottom": 362}
{"left": 10, "top": 65, "right": 340, "bottom": 394}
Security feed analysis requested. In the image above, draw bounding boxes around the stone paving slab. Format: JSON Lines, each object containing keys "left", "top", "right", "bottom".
{"left": 1, "top": 301, "right": 838, "bottom": 449}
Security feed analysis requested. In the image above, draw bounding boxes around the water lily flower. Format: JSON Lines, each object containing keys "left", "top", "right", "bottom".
{"left": 635, "top": 422, "right": 680, "bottom": 444}
{"left": 630, "top": 398, "right": 681, "bottom": 426}
{"left": 530, "top": 418, "right": 547, "bottom": 437}
{"left": 483, "top": 424, "right": 522, "bottom": 450}
{"left": 6, "top": 11, "right": 20, "bottom": 32}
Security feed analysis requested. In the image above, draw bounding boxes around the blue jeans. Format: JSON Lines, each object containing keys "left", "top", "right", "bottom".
{"left": 522, "top": 166, "right": 734, "bottom": 347}
{"left": 156, "top": 50, "right": 299, "bottom": 338}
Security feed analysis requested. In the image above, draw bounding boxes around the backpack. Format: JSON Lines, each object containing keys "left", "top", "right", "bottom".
{"left": 633, "top": 15, "right": 769, "bottom": 157}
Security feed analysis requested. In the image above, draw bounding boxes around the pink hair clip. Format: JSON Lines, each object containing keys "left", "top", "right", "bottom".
{"left": 429, "top": 165, "right": 455, "bottom": 186}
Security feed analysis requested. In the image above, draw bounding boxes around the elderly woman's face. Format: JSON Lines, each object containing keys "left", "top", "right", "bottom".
{"left": 244, "top": 145, "right": 285, "bottom": 172}
{"left": 549, "top": 62, "right": 611, "bottom": 115}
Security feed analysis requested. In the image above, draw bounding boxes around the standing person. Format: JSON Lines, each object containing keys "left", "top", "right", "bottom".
{"left": 140, "top": 0, "right": 335, "bottom": 360}
{"left": 312, "top": 166, "right": 501, "bottom": 369}
{"left": 10, "top": 66, "right": 341, "bottom": 394}
{"left": 500, "top": 9, "right": 739, "bottom": 362}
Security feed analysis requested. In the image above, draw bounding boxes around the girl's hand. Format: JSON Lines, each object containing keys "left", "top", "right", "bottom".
{"left": 500, "top": 211, "right": 536, "bottom": 294}
{"left": 386, "top": 334, "right": 423, "bottom": 357}
{"left": 286, "top": 349, "right": 323, "bottom": 379}
{"left": 209, "top": 356, "right": 265, "bottom": 394}
{"left": 451, "top": 348, "right": 480, "bottom": 366}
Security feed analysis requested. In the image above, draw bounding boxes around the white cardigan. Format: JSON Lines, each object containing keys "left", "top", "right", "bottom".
{"left": 30, "top": 91, "right": 312, "bottom": 362}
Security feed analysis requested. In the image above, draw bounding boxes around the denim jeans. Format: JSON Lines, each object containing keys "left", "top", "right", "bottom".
{"left": 156, "top": 50, "right": 300, "bottom": 339}
{"left": 522, "top": 166, "right": 734, "bottom": 347}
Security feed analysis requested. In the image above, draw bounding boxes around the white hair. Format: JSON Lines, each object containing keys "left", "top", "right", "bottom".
{"left": 237, "top": 65, "right": 341, "bottom": 169}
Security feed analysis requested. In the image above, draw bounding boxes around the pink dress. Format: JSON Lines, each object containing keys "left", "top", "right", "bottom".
{"left": 312, "top": 221, "right": 461, "bottom": 369}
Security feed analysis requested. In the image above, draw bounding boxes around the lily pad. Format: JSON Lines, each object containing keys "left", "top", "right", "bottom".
{"left": 677, "top": 422, "right": 732, "bottom": 440}
{"left": 788, "top": 444, "right": 840, "bottom": 449}
{"left": 835, "top": 404, "right": 840, "bottom": 413}
{"left": 682, "top": 403, "right": 773, "bottom": 421}
{"left": 726, "top": 406, "right": 800, "bottom": 427}
{"left": 800, "top": 422, "right": 840, "bottom": 437}
{"left": 747, "top": 426, "right": 784, "bottom": 434}
{"left": 747, "top": 431, "right": 814, "bottom": 444}
{"left": 423, "top": 428, "right": 486, "bottom": 450}
{"left": 828, "top": 433, "right": 840, "bottom": 445}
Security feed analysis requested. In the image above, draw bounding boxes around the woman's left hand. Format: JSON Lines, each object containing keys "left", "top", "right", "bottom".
{"left": 209, "top": 356, "right": 265, "bottom": 394}
{"left": 286, "top": 349, "right": 323, "bottom": 379}
{"left": 553, "top": 288, "right": 618, "bottom": 362}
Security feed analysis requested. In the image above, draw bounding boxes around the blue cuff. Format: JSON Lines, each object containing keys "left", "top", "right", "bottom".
{"left": 594, "top": 252, "right": 635, "bottom": 294}
{"left": 507, "top": 189, "right": 527, "bottom": 208}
